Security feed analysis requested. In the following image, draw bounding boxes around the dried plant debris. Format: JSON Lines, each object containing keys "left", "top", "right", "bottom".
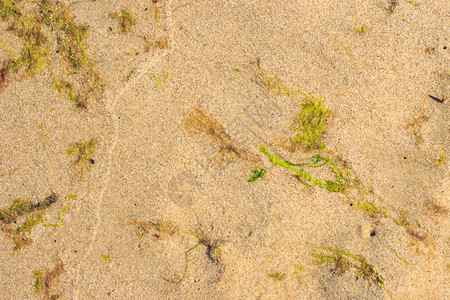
{"left": 109, "top": 8, "right": 136, "bottom": 33}
{"left": 376, "top": 0, "right": 398, "bottom": 14}
{"left": 151, "top": 0, "right": 164, "bottom": 22}
{"left": 257, "top": 71, "right": 303, "bottom": 96}
{"left": 41, "top": 194, "right": 75, "bottom": 227}
{"left": 164, "top": 232, "right": 224, "bottom": 284}
{"left": 33, "top": 258, "right": 64, "bottom": 299}
{"left": 184, "top": 107, "right": 252, "bottom": 162}
{"left": 134, "top": 220, "right": 179, "bottom": 239}
{"left": 0, "top": 0, "right": 104, "bottom": 108}
{"left": 144, "top": 37, "right": 170, "bottom": 51}
{"left": 268, "top": 272, "right": 286, "bottom": 281}
{"left": 406, "top": 114, "right": 428, "bottom": 147}
{"left": 0, "top": 192, "right": 58, "bottom": 251}
{"left": 310, "top": 243, "right": 384, "bottom": 288}
{"left": 377, "top": 237, "right": 412, "bottom": 265}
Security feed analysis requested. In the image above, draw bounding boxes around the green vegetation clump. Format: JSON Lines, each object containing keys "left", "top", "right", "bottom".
{"left": 0, "top": 0, "right": 21, "bottom": 20}
{"left": 53, "top": 79, "right": 84, "bottom": 108}
{"left": 101, "top": 253, "right": 112, "bottom": 263}
{"left": 110, "top": 9, "right": 136, "bottom": 33}
{"left": 407, "top": 1, "right": 420, "bottom": 7}
{"left": 292, "top": 97, "right": 330, "bottom": 152}
{"left": 39, "top": 0, "right": 90, "bottom": 70}
{"left": 33, "top": 270, "right": 44, "bottom": 292}
{"left": 67, "top": 139, "right": 96, "bottom": 164}
{"left": 254, "top": 70, "right": 331, "bottom": 152}
{"left": 0, "top": 193, "right": 58, "bottom": 251}
{"left": 0, "top": 0, "right": 49, "bottom": 77}
{"left": 260, "top": 146, "right": 346, "bottom": 192}
{"left": 38, "top": 0, "right": 104, "bottom": 108}
{"left": 0, "top": 0, "right": 104, "bottom": 108}
{"left": 432, "top": 151, "right": 446, "bottom": 166}
{"left": 354, "top": 24, "right": 368, "bottom": 34}
{"left": 396, "top": 213, "right": 412, "bottom": 227}
{"left": 150, "top": 73, "right": 168, "bottom": 89}
{"left": 310, "top": 244, "right": 384, "bottom": 287}
{"left": 351, "top": 200, "right": 388, "bottom": 218}
{"left": 248, "top": 168, "right": 266, "bottom": 182}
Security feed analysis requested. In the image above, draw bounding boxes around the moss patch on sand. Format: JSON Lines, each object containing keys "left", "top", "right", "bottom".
{"left": 291, "top": 97, "right": 330, "bottom": 152}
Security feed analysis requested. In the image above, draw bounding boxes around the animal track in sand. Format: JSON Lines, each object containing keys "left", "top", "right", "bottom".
{"left": 72, "top": 1, "right": 176, "bottom": 297}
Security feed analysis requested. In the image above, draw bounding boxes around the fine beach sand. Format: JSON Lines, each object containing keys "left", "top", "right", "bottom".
{"left": 0, "top": 0, "right": 448, "bottom": 299}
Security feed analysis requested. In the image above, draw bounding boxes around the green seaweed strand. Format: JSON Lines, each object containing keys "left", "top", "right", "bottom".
{"left": 260, "top": 146, "right": 344, "bottom": 192}
{"left": 163, "top": 243, "right": 204, "bottom": 284}
{"left": 41, "top": 194, "right": 76, "bottom": 227}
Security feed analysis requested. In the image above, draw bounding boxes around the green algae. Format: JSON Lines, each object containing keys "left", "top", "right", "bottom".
{"left": 41, "top": 194, "right": 75, "bottom": 227}
{"left": 351, "top": 200, "right": 388, "bottom": 218}
{"left": 260, "top": 146, "right": 346, "bottom": 192}
{"left": 0, "top": 193, "right": 58, "bottom": 251}
{"left": 163, "top": 243, "right": 204, "bottom": 284}
{"left": 67, "top": 139, "right": 96, "bottom": 164}
{"left": 0, "top": 0, "right": 104, "bottom": 108}
{"left": 292, "top": 96, "right": 330, "bottom": 152}
{"left": 33, "top": 270, "right": 44, "bottom": 292}
{"left": 110, "top": 8, "right": 136, "bottom": 33}
{"left": 101, "top": 253, "right": 112, "bottom": 264}
{"left": 248, "top": 168, "right": 266, "bottom": 182}
{"left": 309, "top": 243, "right": 384, "bottom": 287}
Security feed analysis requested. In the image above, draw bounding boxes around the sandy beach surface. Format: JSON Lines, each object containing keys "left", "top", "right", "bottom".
{"left": 0, "top": 0, "right": 448, "bottom": 299}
